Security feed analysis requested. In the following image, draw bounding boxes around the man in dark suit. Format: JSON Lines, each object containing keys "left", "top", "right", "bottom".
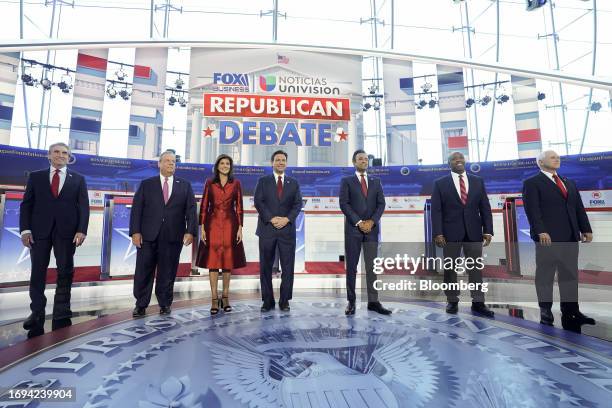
{"left": 254, "top": 150, "right": 302, "bottom": 312}
{"left": 20, "top": 142, "right": 89, "bottom": 334}
{"left": 339, "top": 150, "right": 391, "bottom": 316}
{"left": 130, "top": 150, "right": 197, "bottom": 317}
{"left": 431, "top": 151, "right": 494, "bottom": 317}
{"left": 522, "top": 150, "right": 595, "bottom": 331}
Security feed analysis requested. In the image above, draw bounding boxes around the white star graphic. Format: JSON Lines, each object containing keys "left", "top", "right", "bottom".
{"left": 551, "top": 389, "right": 582, "bottom": 405}
{"left": 117, "top": 359, "right": 141, "bottom": 372}
{"left": 133, "top": 350, "right": 155, "bottom": 360}
{"left": 4, "top": 227, "right": 30, "bottom": 264}
{"left": 114, "top": 228, "right": 137, "bottom": 261}
{"left": 87, "top": 384, "right": 113, "bottom": 400}
{"left": 535, "top": 375, "right": 556, "bottom": 388}
{"left": 82, "top": 401, "right": 106, "bottom": 408}
{"left": 102, "top": 371, "right": 128, "bottom": 385}
{"left": 149, "top": 342, "right": 170, "bottom": 351}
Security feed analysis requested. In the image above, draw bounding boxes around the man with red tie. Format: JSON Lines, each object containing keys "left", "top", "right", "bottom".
{"left": 20, "top": 142, "right": 89, "bottom": 334}
{"left": 431, "top": 151, "right": 494, "bottom": 317}
{"left": 522, "top": 150, "right": 595, "bottom": 331}
{"left": 254, "top": 150, "right": 303, "bottom": 312}
{"left": 339, "top": 150, "right": 391, "bottom": 316}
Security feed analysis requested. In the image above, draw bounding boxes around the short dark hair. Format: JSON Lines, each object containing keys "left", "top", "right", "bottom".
{"left": 212, "top": 154, "right": 234, "bottom": 184}
{"left": 352, "top": 149, "right": 367, "bottom": 162}
{"left": 271, "top": 150, "right": 288, "bottom": 162}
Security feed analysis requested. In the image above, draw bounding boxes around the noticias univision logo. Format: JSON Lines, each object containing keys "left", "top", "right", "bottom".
{"left": 259, "top": 75, "right": 276, "bottom": 92}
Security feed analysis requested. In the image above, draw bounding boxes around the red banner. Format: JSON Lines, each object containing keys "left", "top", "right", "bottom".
{"left": 203, "top": 93, "right": 350, "bottom": 121}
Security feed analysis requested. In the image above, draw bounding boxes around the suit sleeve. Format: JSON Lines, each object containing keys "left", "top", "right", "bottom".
{"left": 430, "top": 180, "right": 444, "bottom": 237}
{"left": 522, "top": 179, "right": 547, "bottom": 236}
{"left": 19, "top": 173, "right": 35, "bottom": 233}
{"left": 129, "top": 180, "right": 145, "bottom": 236}
{"left": 287, "top": 180, "right": 302, "bottom": 223}
{"left": 479, "top": 179, "right": 493, "bottom": 235}
{"left": 235, "top": 180, "right": 244, "bottom": 227}
{"left": 185, "top": 181, "right": 198, "bottom": 236}
{"left": 371, "top": 179, "right": 386, "bottom": 224}
{"left": 199, "top": 179, "right": 211, "bottom": 227}
{"left": 254, "top": 178, "right": 273, "bottom": 223}
{"left": 77, "top": 175, "right": 90, "bottom": 235}
{"left": 573, "top": 181, "right": 592, "bottom": 233}
{"left": 339, "top": 178, "right": 361, "bottom": 226}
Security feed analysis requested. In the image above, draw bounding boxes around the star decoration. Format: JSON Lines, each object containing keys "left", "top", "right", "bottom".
{"left": 551, "top": 389, "right": 583, "bottom": 405}
{"left": 133, "top": 350, "right": 156, "bottom": 360}
{"left": 82, "top": 401, "right": 107, "bottom": 408}
{"left": 336, "top": 129, "right": 349, "bottom": 141}
{"left": 102, "top": 371, "right": 128, "bottom": 385}
{"left": 117, "top": 359, "right": 142, "bottom": 372}
{"left": 534, "top": 375, "right": 557, "bottom": 388}
{"left": 203, "top": 126, "right": 214, "bottom": 137}
{"left": 5, "top": 227, "right": 30, "bottom": 264}
{"left": 164, "top": 335, "right": 184, "bottom": 344}
{"left": 114, "top": 228, "right": 137, "bottom": 261}
{"left": 149, "top": 342, "right": 171, "bottom": 351}
{"left": 87, "top": 384, "right": 113, "bottom": 400}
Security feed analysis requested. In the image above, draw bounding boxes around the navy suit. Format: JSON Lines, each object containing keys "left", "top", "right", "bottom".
{"left": 254, "top": 174, "right": 302, "bottom": 305}
{"left": 129, "top": 175, "right": 197, "bottom": 308}
{"left": 522, "top": 172, "right": 592, "bottom": 312}
{"left": 19, "top": 168, "right": 90, "bottom": 318}
{"left": 430, "top": 173, "right": 493, "bottom": 302}
{"left": 339, "top": 174, "right": 385, "bottom": 303}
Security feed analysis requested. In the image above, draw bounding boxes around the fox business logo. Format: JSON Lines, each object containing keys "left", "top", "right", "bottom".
{"left": 589, "top": 191, "right": 605, "bottom": 206}
{"left": 212, "top": 72, "right": 250, "bottom": 92}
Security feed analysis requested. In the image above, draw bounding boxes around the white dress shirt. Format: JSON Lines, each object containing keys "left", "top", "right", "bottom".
{"left": 273, "top": 172, "right": 285, "bottom": 186}
{"left": 160, "top": 174, "right": 174, "bottom": 198}
{"left": 355, "top": 171, "right": 368, "bottom": 188}
{"left": 540, "top": 170, "right": 566, "bottom": 189}
{"left": 451, "top": 171, "right": 469, "bottom": 197}
{"left": 50, "top": 166, "right": 67, "bottom": 194}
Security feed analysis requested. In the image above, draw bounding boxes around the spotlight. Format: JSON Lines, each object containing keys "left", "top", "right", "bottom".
{"left": 526, "top": 0, "right": 547, "bottom": 12}
{"left": 465, "top": 98, "right": 475, "bottom": 108}
{"left": 368, "top": 84, "right": 378, "bottom": 95}
{"left": 480, "top": 95, "right": 492, "bottom": 106}
{"left": 40, "top": 77, "right": 53, "bottom": 90}
{"left": 428, "top": 99, "right": 438, "bottom": 109}
{"left": 496, "top": 94, "right": 510, "bottom": 104}
{"left": 417, "top": 99, "right": 427, "bottom": 109}
{"left": 174, "top": 77, "right": 185, "bottom": 90}
{"left": 119, "top": 88, "right": 131, "bottom": 101}
{"left": 168, "top": 95, "right": 177, "bottom": 106}
{"left": 590, "top": 102, "right": 602, "bottom": 112}
{"left": 178, "top": 96, "right": 187, "bottom": 107}
{"left": 373, "top": 98, "right": 381, "bottom": 111}
{"left": 537, "top": 91, "right": 546, "bottom": 101}
{"left": 106, "top": 83, "right": 117, "bottom": 99}
{"left": 57, "top": 74, "right": 73, "bottom": 94}
{"left": 115, "top": 66, "right": 127, "bottom": 81}
{"left": 363, "top": 102, "right": 372, "bottom": 111}
{"left": 421, "top": 82, "right": 432, "bottom": 93}
{"left": 21, "top": 73, "right": 35, "bottom": 86}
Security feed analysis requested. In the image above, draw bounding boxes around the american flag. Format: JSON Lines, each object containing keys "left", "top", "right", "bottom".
{"left": 277, "top": 54, "right": 289, "bottom": 64}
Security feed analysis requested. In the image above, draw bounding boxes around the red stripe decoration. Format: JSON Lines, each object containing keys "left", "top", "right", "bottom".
{"left": 134, "top": 65, "right": 151, "bottom": 79}
{"left": 517, "top": 128, "right": 541, "bottom": 143}
{"left": 77, "top": 53, "right": 107, "bottom": 71}
{"left": 447, "top": 135, "right": 468, "bottom": 149}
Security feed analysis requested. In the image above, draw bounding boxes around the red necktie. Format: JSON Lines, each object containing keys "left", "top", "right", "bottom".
{"left": 553, "top": 174, "right": 568, "bottom": 199}
{"left": 360, "top": 174, "right": 368, "bottom": 197}
{"left": 51, "top": 169, "right": 60, "bottom": 198}
{"left": 459, "top": 174, "right": 468, "bottom": 205}
{"left": 277, "top": 176, "right": 283, "bottom": 199}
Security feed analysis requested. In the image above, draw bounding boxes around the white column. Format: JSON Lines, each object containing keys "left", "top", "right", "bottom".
{"left": 190, "top": 109, "right": 202, "bottom": 163}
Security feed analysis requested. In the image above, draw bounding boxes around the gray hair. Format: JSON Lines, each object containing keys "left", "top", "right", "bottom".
{"left": 447, "top": 151, "right": 465, "bottom": 164}
{"left": 159, "top": 150, "right": 176, "bottom": 162}
{"left": 536, "top": 150, "right": 557, "bottom": 168}
{"left": 48, "top": 142, "right": 71, "bottom": 154}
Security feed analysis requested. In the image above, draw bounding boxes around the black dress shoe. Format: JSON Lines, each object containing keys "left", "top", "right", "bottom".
{"left": 27, "top": 327, "right": 45, "bottom": 338}
{"left": 345, "top": 302, "right": 356, "bottom": 315}
{"left": 23, "top": 313, "right": 45, "bottom": 330}
{"left": 574, "top": 310, "right": 595, "bottom": 325}
{"left": 367, "top": 302, "right": 392, "bottom": 315}
{"left": 159, "top": 306, "right": 171, "bottom": 315}
{"left": 132, "top": 307, "right": 146, "bottom": 318}
{"left": 561, "top": 315, "right": 582, "bottom": 333}
{"left": 52, "top": 318, "right": 72, "bottom": 331}
{"left": 279, "top": 301, "right": 290, "bottom": 312}
{"left": 446, "top": 302, "right": 458, "bottom": 314}
{"left": 471, "top": 302, "right": 495, "bottom": 318}
{"left": 260, "top": 303, "right": 274, "bottom": 312}
{"left": 540, "top": 308, "right": 554, "bottom": 326}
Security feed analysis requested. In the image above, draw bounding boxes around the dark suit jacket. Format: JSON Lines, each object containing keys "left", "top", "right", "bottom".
{"left": 522, "top": 172, "right": 591, "bottom": 242}
{"left": 254, "top": 174, "right": 302, "bottom": 238}
{"left": 20, "top": 168, "right": 90, "bottom": 240}
{"left": 431, "top": 173, "right": 493, "bottom": 242}
{"left": 339, "top": 174, "right": 386, "bottom": 238}
{"left": 129, "top": 175, "right": 197, "bottom": 242}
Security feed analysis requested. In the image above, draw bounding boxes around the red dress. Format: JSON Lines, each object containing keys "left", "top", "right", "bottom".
{"left": 195, "top": 178, "right": 247, "bottom": 270}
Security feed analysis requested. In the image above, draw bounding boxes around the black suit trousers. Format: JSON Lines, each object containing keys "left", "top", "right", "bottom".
{"left": 535, "top": 242, "right": 579, "bottom": 313}
{"left": 442, "top": 236, "right": 485, "bottom": 303}
{"left": 29, "top": 226, "right": 76, "bottom": 318}
{"left": 259, "top": 235, "right": 295, "bottom": 305}
{"left": 133, "top": 238, "right": 182, "bottom": 308}
{"left": 345, "top": 233, "right": 379, "bottom": 303}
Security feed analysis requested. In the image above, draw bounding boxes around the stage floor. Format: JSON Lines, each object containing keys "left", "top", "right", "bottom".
{"left": 0, "top": 293, "right": 610, "bottom": 407}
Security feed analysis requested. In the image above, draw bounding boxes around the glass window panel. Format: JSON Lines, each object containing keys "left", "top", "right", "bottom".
{"left": 161, "top": 47, "right": 190, "bottom": 159}
{"left": 413, "top": 62, "right": 442, "bottom": 165}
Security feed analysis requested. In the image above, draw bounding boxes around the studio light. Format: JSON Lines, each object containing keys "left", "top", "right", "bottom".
{"left": 428, "top": 98, "right": 438, "bottom": 109}
{"left": 496, "top": 94, "right": 510, "bottom": 104}
{"left": 373, "top": 98, "right": 381, "bottom": 111}
{"left": 106, "top": 83, "right": 117, "bottom": 99}
{"left": 480, "top": 95, "right": 492, "bottom": 106}
{"left": 174, "top": 77, "right": 185, "bottom": 90}
{"left": 590, "top": 102, "right": 602, "bottom": 112}
{"left": 21, "top": 73, "right": 35, "bottom": 86}
{"left": 40, "top": 77, "right": 53, "bottom": 90}
{"left": 168, "top": 95, "right": 177, "bottom": 106}
{"left": 57, "top": 74, "right": 73, "bottom": 94}
{"left": 178, "top": 96, "right": 187, "bottom": 107}
{"left": 363, "top": 102, "right": 372, "bottom": 111}
{"left": 537, "top": 91, "right": 546, "bottom": 101}
{"left": 526, "top": 0, "right": 547, "bottom": 11}
{"left": 115, "top": 66, "right": 127, "bottom": 81}
{"left": 465, "top": 98, "right": 475, "bottom": 108}
{"left": 417, "top": 99, "right": 427, "bottom": 109}
{"left": 119, "top": 88, "right": 131, "bottom": 101}
{"left": 421, "top": 82, "right": 432, "bottom": 93}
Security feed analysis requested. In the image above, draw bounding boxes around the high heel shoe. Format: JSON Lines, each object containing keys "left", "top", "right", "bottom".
{"left": 221, "top": 296, "right": 232, "bottom": 313}
{"left": 210, "top": 298, "right": 220, "bottom": 315}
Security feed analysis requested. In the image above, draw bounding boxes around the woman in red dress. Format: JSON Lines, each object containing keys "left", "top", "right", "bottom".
{"left": 196, "top": 154, "right": 246, "bottom": 314}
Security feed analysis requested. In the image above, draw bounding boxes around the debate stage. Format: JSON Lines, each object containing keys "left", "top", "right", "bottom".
{"left": 1, "top": 296, "right": 610, "bottom": 407}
